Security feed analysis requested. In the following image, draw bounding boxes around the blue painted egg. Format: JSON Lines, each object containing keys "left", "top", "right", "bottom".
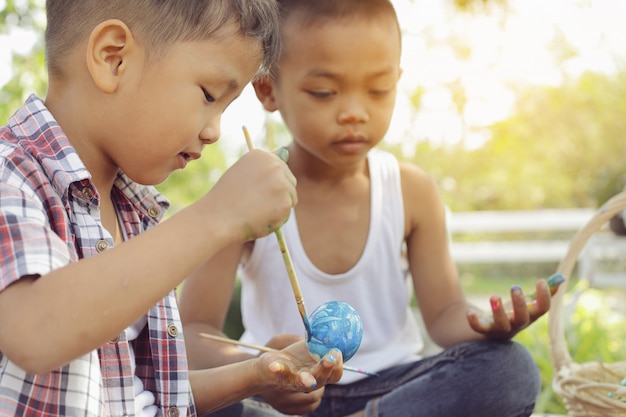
{"left": 307, "top": 301, "right": 363, "bottom": 362}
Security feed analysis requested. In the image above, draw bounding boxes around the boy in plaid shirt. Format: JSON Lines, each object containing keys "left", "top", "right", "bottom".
{"left": 0, "top": 1, "right": 343, "bottom": 416}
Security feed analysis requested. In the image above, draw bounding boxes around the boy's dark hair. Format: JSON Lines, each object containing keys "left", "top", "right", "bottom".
{"left": 277, "top": 0, "right": 400, "bottom": 36}
{"left": 45, "top": 0, "right": 280, "bottom": 79}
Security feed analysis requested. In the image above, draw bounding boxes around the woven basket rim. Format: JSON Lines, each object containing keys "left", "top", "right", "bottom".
{"left": 548, "top": 191, "right": 626, "bottom": 415}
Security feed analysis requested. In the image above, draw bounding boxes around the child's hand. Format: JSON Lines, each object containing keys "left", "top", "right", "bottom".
{"left": 466, "top": 278, "right": 552, "bottom": 339}
{"left": 254, "top": 334, "right": 331, "bottom": 414}
{"left": 206, "top": 149, "right": 297, "bottom": 241}
{"left": 255, "top": 340, "right": 343, "bottom": 392}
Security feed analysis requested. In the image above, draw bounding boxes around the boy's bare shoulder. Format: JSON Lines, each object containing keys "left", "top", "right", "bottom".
{"left": 397, "top": 159, "right": 444, "bottom": 225}
{"left": 397, "top": 160, "right": 438, "bottom": 193}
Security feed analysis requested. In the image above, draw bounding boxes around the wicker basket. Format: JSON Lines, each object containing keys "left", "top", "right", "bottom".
{"left": 549, "top": 191, "right": 626, "bottom": 416}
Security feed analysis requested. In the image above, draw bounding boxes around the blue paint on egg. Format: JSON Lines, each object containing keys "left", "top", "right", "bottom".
{"left": 307, "top": 301, "right": 363, "bottom": 362}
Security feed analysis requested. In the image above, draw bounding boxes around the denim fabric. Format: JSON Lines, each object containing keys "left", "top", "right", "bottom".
{"left": 310, "top": 340, "right": 541, "bottom": 417}
{"left": 205, "top": 398, "right": 292, "bottom": 417}
{"left": 205, "top": 340, "right": 540, "bottom": 417}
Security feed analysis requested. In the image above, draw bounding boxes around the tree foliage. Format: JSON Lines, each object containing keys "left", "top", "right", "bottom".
{"left": 0, "top": 0, "right": 47, "bottom": 124}
{"left": 485, "top": 71, "right": 626, "bottom": 209}
{"left": 386, "top": 70, "right": 626, "bottom": 211}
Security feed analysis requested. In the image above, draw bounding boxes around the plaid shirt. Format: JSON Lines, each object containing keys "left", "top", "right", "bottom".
{"left": 0, "top": 95, "right": 196, "bottom": 417}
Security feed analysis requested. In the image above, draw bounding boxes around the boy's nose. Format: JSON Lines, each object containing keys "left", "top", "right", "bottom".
{"left": 338, "top": 113, "right": 364, "bottom": 124}
{"left": 337, "top": 98, "right": 368, "bottom": 124}
{"left": 200, "top": 118, "right": 221, "bottom": 144}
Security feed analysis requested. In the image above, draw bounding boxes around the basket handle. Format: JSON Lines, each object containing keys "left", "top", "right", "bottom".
{"left": 549, "top": 191, "right": 626, "bottom": 371}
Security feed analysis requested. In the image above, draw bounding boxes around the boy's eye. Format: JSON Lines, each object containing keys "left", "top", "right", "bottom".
{"left": 307, "top": 90, "right": 334, "bottom": 99}
{"left": 370, "top": 88, "right": 392, "bottom": 97}
{"left": 202, "top": 88, "right": 215, "bottom": 103}
{"left": 370, "top": 87, "right": 393, "bottom": 96}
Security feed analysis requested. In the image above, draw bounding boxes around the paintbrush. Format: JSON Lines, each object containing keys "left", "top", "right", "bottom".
{"left": 242, "top": 126, "right": 313, "bottom": 341}
{"left": 199, "top": 332, "right": 378, "bottom": 377}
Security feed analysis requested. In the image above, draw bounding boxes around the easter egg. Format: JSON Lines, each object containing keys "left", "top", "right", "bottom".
{"left": 307, "top": 301, "right": 363, "bottom": 362}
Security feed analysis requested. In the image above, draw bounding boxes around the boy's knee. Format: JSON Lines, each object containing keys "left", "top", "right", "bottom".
{"left": 487, "top": 340, "right": 542, "bottom": 396}
{"left": 459, "top": 341, "right": 541, "bottom": 416}
{"left": 499, "top": 341, "right": 540, "bottom": 374}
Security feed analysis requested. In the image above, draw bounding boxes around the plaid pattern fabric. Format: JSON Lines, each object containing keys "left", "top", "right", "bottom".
{"left": 0, "top": 95, "right": 196, "bottom": 417}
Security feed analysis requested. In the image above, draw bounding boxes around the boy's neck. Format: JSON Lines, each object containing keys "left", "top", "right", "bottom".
{"left": 287, "top": 144, "right": 369, "bottom": 184}
{"left": 45, "top": 87, "right": 119, "bottom": 197}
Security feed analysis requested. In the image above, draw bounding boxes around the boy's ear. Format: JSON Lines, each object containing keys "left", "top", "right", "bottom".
{"left": 252, "top": 77, "right": 279, "bottom": 112}
{"left": 86, "top": 19, "right": 134, "bottom": 94}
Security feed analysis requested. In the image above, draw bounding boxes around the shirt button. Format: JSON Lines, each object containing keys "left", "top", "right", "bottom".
{"left": 109, "top": 335, "right": 119, "bottom": 344}
{"left": 167, "top": 324, "right": 178, "bottom": 338}
{"left": 81, "top": 188, "right": 94, "bottom": 200}
{"left": 167, "top": 407, "right": 180, "bottom": 417}
{"left": 147, "top": 206, "right": 160, "bottom": 218}
{"left": 95, "top": 240, "right": 109, "bottom": 253}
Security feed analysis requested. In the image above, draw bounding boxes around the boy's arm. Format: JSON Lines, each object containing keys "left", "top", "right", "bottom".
{"left": 179, "top": 242, "right": 254, "bottom": 369}
{"left": 400, "top": 162, "right": 479, "bottom": 347}
{"left": 0, "top": 149, "right": 296, "bottom": 374}
{"left": 401, "top": 162, "right": 551, "bottom": 346}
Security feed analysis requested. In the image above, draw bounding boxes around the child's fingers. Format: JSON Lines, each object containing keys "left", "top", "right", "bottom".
{"left": 219, "top": 149, "right": 297, "bottom": 239}
{"left": 267, "top": 360, "right": 317, "bottom": 390}
{"left": 298, "top": 372, "right": 317, "bottom": 389}
{"left": 488, "top": 295, "right": 512, "bottom": 333}
{"left": 272, "top": 146, "right": 289, "bottom": 163}
{"left": 466, "top": 309, "right": 486, "bottom": 332}
{"left": 312, "top": 349, "right": 343, "bottom": 384}
{"left": 468, "top": 278, "right": 555, "bottom": 339}
{"left": 530, "top": 279, "right": 551, "bottom": 317}
{"left": 268, "top": 360, "right": 286, "bottom": 375}
{"left": 509, "top": 285, "right": 530, "bottom": 328}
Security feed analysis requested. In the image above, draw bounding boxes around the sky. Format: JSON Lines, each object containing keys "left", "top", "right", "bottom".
{"left": 2, "top": 0, "right": 626, "bottom": 158}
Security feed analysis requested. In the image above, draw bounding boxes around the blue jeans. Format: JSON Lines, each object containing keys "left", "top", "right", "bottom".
{"left": 206, "top": 340, "right": 541, "bottom": 417}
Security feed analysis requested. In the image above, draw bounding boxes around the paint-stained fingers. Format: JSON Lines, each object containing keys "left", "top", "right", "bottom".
{"left": 310, "top": 349, "right": 343, "bottom": 385}
{"left": 529, "top": 279, "right": 551, "bottom": 319}
{"left": 272, "top": 146, "right": 289, "bottom": 163}
{"left": 488, "top": 295, "right": 512, "bottom": 333}
{"left": 509, "top": 285, "right": 530, "bottom": 328}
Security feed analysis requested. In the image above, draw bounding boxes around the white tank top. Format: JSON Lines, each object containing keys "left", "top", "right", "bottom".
{"left": 239, "top": 148, "right": 423, "bottom": 384}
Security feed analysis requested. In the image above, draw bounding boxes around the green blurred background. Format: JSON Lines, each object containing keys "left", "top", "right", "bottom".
{"left": 2, "top": 0, "right": 625, "bottom": 413}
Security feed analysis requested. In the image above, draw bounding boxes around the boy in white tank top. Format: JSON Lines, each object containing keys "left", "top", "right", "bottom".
{"left": 180, "top": 1, "right": 553, "bottom": 416}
